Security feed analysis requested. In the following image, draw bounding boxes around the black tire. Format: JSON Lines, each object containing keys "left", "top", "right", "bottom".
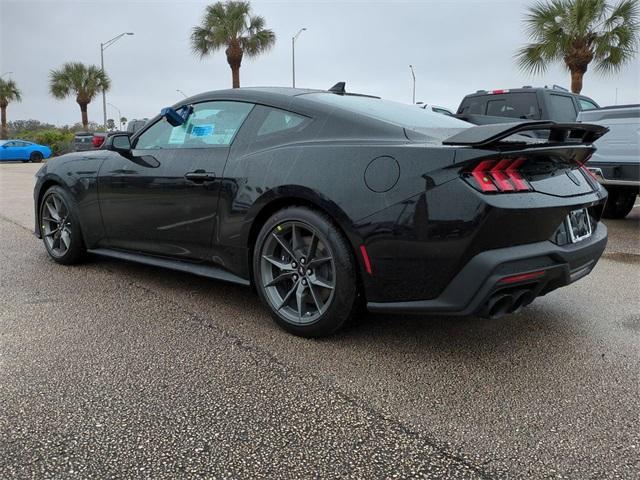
{"left": 253, "top": 206, "right": 358, "bottom": 338}
{"left": 603, "top": 187, "right": 636, "bottom": 219}
{"left": 39, "top": 185, "right": 86, "bottom": 265}
{"left": 30, "top": 151, "right": 43, "bottom": 163}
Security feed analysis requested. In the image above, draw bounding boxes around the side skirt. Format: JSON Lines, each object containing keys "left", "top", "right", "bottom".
{"left": 87, "top": 248, "right": 251, "bottom": 286}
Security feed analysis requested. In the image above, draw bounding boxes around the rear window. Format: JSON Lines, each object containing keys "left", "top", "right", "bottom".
{"left": 304, "top": 93, "right": 470, "bottom": 130}
{"left": 484, "top": 93, "right": 540, "bottom": 119}
{"left": 548, "top": 94, "right": 578, "bottom": 122}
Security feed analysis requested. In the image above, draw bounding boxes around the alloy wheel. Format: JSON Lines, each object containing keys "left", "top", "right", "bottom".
{"left": 41, "top": 193, "right": 72, "bottom": 257}
{"left": 260, "top": 221, "right": 336, "bottom": 325}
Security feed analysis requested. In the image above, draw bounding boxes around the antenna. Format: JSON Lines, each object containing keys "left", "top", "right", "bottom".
{"left": 328, "top": 82, "right": 346, "bottom": 94}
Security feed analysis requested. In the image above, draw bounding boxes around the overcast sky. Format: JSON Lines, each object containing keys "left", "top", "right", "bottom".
{"left": 1, "top": 0, "right": 639, "bottom": 126}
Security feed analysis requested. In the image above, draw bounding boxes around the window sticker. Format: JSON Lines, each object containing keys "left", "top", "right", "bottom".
{"left": 191, "top": 124, "right": 215, "bottom": 137}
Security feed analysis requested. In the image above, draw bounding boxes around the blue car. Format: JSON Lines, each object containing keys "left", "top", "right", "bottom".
{"left": 0, "top": 139, "right": 52, "bottom": 163}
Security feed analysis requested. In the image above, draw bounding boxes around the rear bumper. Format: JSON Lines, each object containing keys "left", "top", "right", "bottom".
{"left": 367, "top": 222, "right": 607, "bottom": 315}
{"left": 587, "top": 162, "right": 640, "bottom": 188}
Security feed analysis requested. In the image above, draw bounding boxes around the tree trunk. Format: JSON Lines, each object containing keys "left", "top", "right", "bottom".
{"left": 0, "top": 105, "right": 7, "bottom": 140}
{"left": 226, "top": 42, "right": 244, "bottom": 89}
{"left": 570, "top": 69, "right": 584, "bottom": 94}
{"left": 78, "top": 101, "right": 89, "bottom": 129}
{"left": 231, "top": 66, "right": 240, "bottom": 89}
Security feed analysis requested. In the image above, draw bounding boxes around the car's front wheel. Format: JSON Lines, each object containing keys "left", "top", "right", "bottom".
{"left": 30, "top": 151, "right": 43, "bottom": 163}
{"left": 253, "top": 206, "right": 358, "bottom": 337}
{"left": 39, "top": 186, "right": 86, "bottom": 264}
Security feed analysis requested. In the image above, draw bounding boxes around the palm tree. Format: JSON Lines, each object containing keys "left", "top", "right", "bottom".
{"left": 49, "top": 62, "right": 111, "bottom": 129}
{"left": 0, "top": 78, "right": 22, "bottom": 140}
{"left": 516, "top": 0, "right": 640, "bottom": 93}
{"left": 191, "top": 1, "right": 276, "bottom": 88}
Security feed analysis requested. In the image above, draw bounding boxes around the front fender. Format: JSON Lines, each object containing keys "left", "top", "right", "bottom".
{"left": 33, "top": 152, "right": 110, "bottom": 247}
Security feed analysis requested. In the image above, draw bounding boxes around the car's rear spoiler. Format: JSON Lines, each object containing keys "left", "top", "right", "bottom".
{"left": 442, "top": 121, "right": 609, "bottom": 148}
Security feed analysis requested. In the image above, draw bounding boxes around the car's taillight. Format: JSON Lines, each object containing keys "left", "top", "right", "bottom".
{"left": 466, "top": 158, "right": 532, "bottom": 193}
{"left": 92, "top": 136, "right": 104, "bottom": 147}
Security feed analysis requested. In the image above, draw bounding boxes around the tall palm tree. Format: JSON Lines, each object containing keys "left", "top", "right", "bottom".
{"left": 516, "top": 0, "right": 640, "bottom": 93}
{"left": 191, "top": 1, "right": 276, "bottom": 88}
{"left": 49, "top": 62, "right": 111, "bottom": 129}
{"left": 0, "top": 78, "right": 22, "bottom": 140}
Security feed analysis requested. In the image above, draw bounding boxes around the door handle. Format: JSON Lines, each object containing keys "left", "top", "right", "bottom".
{"left": 185, "top": 170, "right": 216, "bottom": 183}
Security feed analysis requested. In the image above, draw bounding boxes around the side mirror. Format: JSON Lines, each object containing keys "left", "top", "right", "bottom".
{"left": 108, "top": 134, "right": 132, "bottom": 154}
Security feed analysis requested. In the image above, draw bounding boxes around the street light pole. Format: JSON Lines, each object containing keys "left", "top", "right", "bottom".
{"left": 409, "top": 65, "right": 416, "bottom": 104}
{"left": 100, "top": 32, "right": 134, "bottom": 130}
{"left": 292, "top": 28, "right": 306, "bottom": 88}
{"left": 176, "top": 89, "right": 188, "bottom": 98}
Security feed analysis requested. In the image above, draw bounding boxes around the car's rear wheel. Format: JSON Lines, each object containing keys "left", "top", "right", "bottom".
{"left": 603, "top": 187, "right": 636, "bottom": 219}
{"left": 39, "top": 186, "right": 86, "bottom": 264}
{"left": 30, "top": 151, "right": 43, "bottom": 163}
{"left": 253, "top": 206, "right": 358, "bottom": 337}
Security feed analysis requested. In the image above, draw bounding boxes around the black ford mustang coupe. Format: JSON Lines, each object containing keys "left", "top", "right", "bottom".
{"left": 34, "top": 85, "right": 609, "bottom": 337}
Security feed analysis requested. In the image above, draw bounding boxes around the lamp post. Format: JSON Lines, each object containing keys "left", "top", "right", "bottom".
{"left": 409, "top": 65, "right": 416, "bottom": 104}
{"left": 292, "top": 28, "right": 307, "bottom": 88}
{"left": 176, "top": 89, "right": 188, "bottom": 98}
{"left": 100, "top": 32, "right": 134, "bottom": 129}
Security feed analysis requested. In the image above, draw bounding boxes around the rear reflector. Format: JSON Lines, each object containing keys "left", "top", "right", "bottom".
{"left": 359, "top": 245, "right": 373, "bottom": 275}
{"left": 498, "top": 270, "right": 545, "bottom": 285}
{"left": 466, "top": 158, "right": 532, "bottom": 193}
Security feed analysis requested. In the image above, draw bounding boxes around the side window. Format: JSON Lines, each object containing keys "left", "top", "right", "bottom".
{"left": 135, "top": 101, "right": 253, "bottom": 150}
{"left": 459, "top": 99, "right": 484, "bottom": 115}
{"left": 257, "top": 108, "right": 307, "bottom": 137}
{"left": 549, "top": 94, "right": 578, "bottom": 122}
{"left": 579, "top": 98, "right": 598, "bottom": 111}
{"left": 486, "top": 93, "right": 539, "bottom": 119}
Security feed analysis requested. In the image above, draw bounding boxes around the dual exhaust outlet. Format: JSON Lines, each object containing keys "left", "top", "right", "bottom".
{"left": 482, "top": 289, "right": 536, "bottom": 319}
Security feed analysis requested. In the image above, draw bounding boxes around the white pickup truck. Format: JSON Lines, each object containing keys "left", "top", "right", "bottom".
{"left": 578, "top": 104, "right": 640, "bottom": 219}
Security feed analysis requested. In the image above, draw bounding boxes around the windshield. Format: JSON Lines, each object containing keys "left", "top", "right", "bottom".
{"left": 303, "top": 93, "right": 471, "bottom": 134}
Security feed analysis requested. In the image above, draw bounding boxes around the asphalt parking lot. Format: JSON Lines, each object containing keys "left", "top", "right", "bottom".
{"left": 1, "top": 162, "right": 639, "bottom": 479}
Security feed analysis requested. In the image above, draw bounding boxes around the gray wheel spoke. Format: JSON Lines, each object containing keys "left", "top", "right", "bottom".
{"left": 295, "top": 282, "right": 306, "bottom": 321}
{"left": 306, "top": 233, "right": 318, "bottom": 260}
{"left": 264, "top": 271, "right": 294, "bottom": 288}
{"left": 291, "top": 224, "right": 301, "bottom": 253}
{"left": 272, "top": 232, "right": 296, "bottom": 260}
{"left": 310, "top": 275, "right": 334, "bottom": 291}
{"left": 44, "top": 226, "right": 61, "bottom": 237}
{"left": 307, "top": 283, "right": 324, "bottom": 313}
{"left": 277, "top": 281, "right": 299, "bottom": 311}
{"left": 45, "top": 201, "right": 60, "bottom": 221}
{"left": 60, "top": 230, "right": 71, "bottom": 249}
{"left": 52, "top": 195, "right": 62, "bottom": 214}
{"left": 307, "top": 256, "right": 331, "bottom": 268}
{"left": 262, "top": 255, "right": 294, "bottom": 271}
